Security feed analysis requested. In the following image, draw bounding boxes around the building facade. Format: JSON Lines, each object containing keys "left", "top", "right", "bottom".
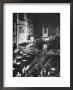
{"left": 13, "top": 13, "right": 34, "bottom": 47}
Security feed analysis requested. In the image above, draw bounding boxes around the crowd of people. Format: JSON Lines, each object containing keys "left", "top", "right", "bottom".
{"left": 13, "top": 36, "right": 60, "bottom": 77}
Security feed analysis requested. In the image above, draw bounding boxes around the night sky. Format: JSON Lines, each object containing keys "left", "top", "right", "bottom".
{"left": 13, "top": 13, "right": 60, "bottom": 39}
